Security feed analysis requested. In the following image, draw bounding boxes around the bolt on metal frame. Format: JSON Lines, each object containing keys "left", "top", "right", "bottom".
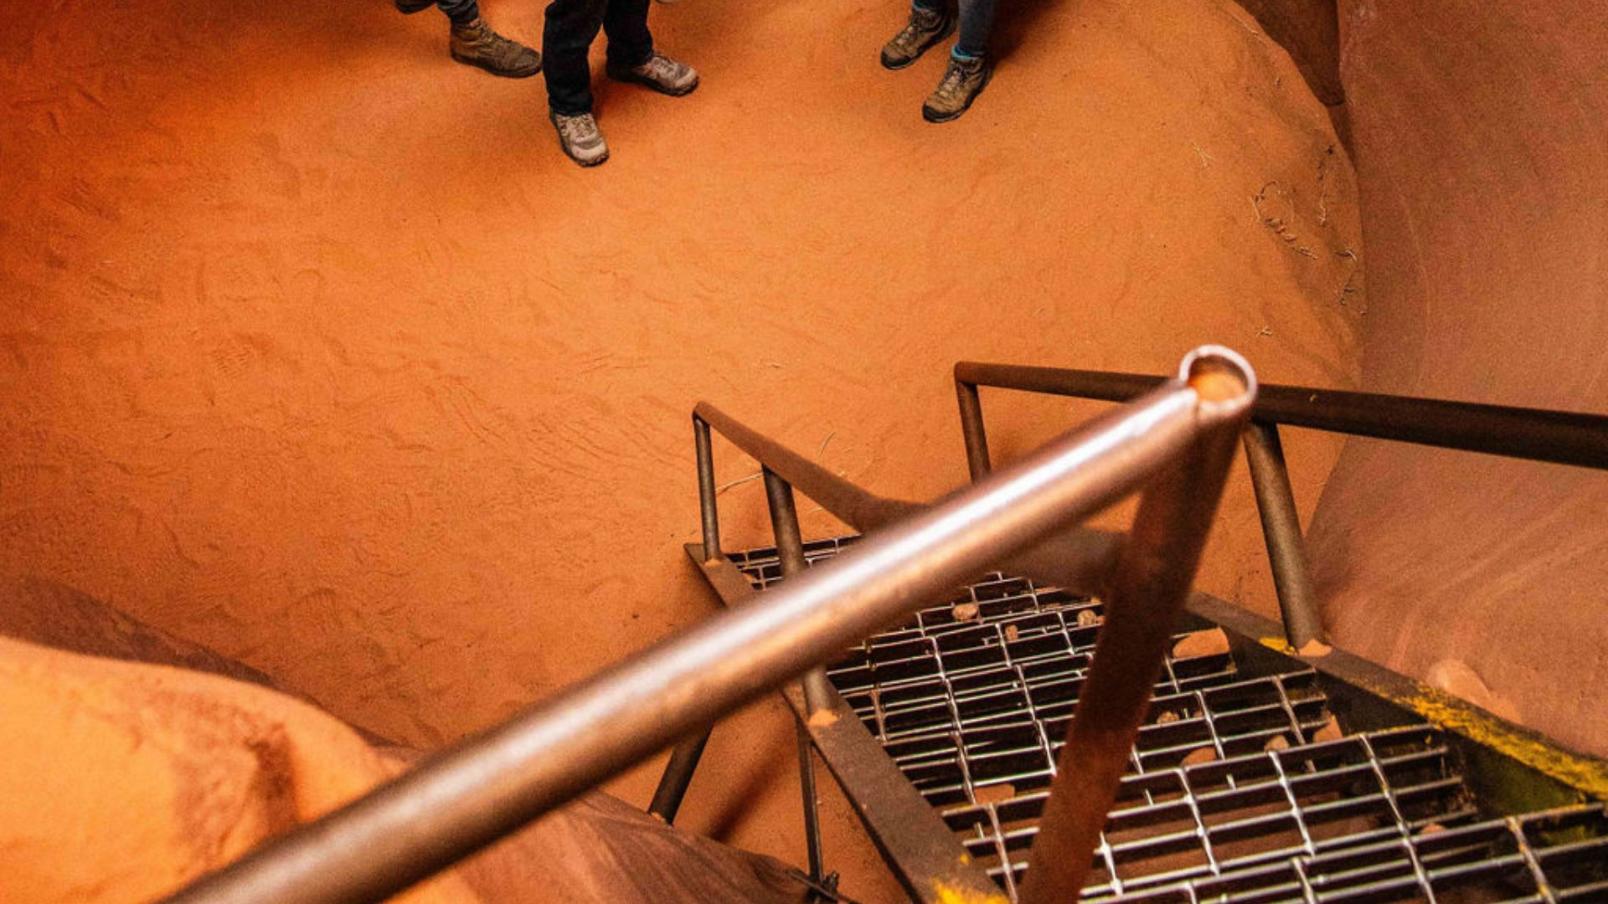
{"left": 161, "top": 347, "right": 1257, "bottom": 904}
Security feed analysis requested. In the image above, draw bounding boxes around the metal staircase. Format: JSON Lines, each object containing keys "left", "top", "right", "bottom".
{"left": 161, "top": 347, "right": 1608, "bottom": 904}
{"left": 730, "top": 542, "right": 1608, "bottom": 902}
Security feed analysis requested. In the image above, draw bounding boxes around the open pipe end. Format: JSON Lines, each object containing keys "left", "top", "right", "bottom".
{"left": 1180, "top": 345, "right": 1257, "bottom": 417}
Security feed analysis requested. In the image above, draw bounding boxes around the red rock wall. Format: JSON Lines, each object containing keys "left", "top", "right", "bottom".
{"left": 1234, "top": 0, "right": 1344, "bottom": 108}
{"left": 1307, "top": 0, "right": 1608, "bottom": 755}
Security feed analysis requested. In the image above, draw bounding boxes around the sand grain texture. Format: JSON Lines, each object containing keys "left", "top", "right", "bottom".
{"left": 1, "top": 0, "right": 1359, "bottom": 897}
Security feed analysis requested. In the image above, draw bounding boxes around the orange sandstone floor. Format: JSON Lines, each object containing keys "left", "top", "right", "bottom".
{"left": 0, "top": 0, "right": 1360, "bottom": 898}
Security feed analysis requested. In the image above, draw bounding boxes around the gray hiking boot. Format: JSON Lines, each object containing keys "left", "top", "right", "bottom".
{"left": 606, "top": 52, "right": 700, "bottom": 96}
{"left": 922, "top": 54, "right": 991, "bottom": 122}
{"left": 550, "top": 111, "right": 610, "bottom": 167}
{"left": 449, "top": 19, "right": 541, "bottom": 78}
{"left": 880, "top": 6, "right": 954, "bottom": 70}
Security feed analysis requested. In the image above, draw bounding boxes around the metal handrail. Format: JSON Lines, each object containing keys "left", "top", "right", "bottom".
{"left": 687, "top": 402, "right": 1127, "bottom": 603}
{"left": 953, "top": 362, "right": 1608, "bottom": 471}
{"left": 162, "top": 347, "right": 1256, "bottom": 904}
{"left": 956, "top": 361, "right": 1608, "bottom": 652}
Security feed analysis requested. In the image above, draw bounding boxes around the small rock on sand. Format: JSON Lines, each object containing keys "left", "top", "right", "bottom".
{"left": 973, "top": 782, "right": 1017, "bottom": 805}
{"left": 1312, "top": 716, "right": 1343, "bottom": 742}
{"left": 1426, "top": 659, "right": 1522, "bottom": 723}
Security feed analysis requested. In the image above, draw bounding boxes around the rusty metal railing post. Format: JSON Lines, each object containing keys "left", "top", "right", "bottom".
{"left": 1241, "top": 421, "right": 1327, "bottom": 649}
{"left": 646, "top": 731, "right": 711, "bottom": 823}
{"left": 695, "top": 414, "right": 721, "bottom": 561}
{"left": 955, "top": 373, "right": 993, "bottom": 482}
{"left": 794, "top": 711, "right": 826, "bottom": 888}
{"left": 764, "top": 466, "right": 829, "bottom": 884}
{"left": 1018, "top": 348, "right": 1256, "bottom": 904}
{"left": 650, "top": 414, "right": 725, "bottom": 822}
{"left": 764, "top": 467, "right": 834, "bottom": 713}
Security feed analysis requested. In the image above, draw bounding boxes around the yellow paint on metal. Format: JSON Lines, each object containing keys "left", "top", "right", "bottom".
{"left": 931, "top": 881, "right": 1010, "bottom": 904}
{"left": 1255, "top": 634, "right": 1608, "bottom": 800}
{"left": 1403, "top": 689, "right": 1608, "bottom": 800}
{"left": 1259, "top": 635, "right": 1291, "bottom": 654}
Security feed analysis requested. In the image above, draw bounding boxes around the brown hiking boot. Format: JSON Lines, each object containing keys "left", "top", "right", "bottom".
{"left": 605, "top": 52, "right": 700, "bottom": 97}
{"left": 922, "top": 54, "right": 991, "bottom": 122}
{"left": 880, "top": 6, "right": 954, "bottom": 70}
{"left": 449, "top": 19, "right": 541, "bottom": 78}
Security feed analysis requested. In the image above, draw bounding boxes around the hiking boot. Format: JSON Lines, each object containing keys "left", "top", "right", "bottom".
{"left": 922, "top": 54, "right": 991, "bottom": 122}
{"left": 550, "top": 111, "right": 610, "bottom": 167}
{"left": 395, "top": 0, "right": 433, "bottom": 13}
{"left": 449, "top": 19, "right": 541, "bottom": 78}
{"left": 605, "top": 52, "right": 700, "bottom": 97}
{"left": 880, "top": 6, "right": 954, "bottom": 70}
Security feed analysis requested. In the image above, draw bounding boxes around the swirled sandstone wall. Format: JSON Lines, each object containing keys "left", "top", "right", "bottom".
{"left": 1305, "top": 0, "right": 1608, "bottom": 756}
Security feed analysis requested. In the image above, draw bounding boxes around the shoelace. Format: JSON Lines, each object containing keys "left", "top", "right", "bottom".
{"left": 938, "top": 61, "right": 968, "bottom": 96}
{"left": 560, "top": 117, "right": 598, "bottom": 144}
{"left": 898, "top": 20, "right": 933, "bottom": 46}
{"left": 900, "top": 11, "right": 942, "bottom": 45}
{"left": 643, "top": 55, "right": 678, "bottom": 80}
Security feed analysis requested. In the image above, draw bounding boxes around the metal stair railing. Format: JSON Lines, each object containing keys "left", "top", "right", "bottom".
{"left": 161, "top": 346, "right": 1257, "bottom": 904}
{"left": 953, "top": 361, "right": 1608, "bottom": 650}
{"left": 656, "top": 353, "right": 1608, "bottom": 903}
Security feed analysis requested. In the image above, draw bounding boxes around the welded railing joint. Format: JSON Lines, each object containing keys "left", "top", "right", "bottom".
{"left": 955, "top": 374, "right": 992, "bottom": 482}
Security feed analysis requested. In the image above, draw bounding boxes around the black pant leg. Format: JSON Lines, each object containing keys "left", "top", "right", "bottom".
{"left": 544, "top": 0, "right": 609, "bottom": 114}
{"left": 436, "top": 0, "right": 479, "bottom": 27}
{"left": 602, "top": 0, "right": 653, "bottom": 68}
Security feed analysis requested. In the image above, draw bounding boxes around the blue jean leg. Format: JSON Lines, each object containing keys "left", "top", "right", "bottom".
{"left": 911, "top": 0, "right": 997, "bottom": 58}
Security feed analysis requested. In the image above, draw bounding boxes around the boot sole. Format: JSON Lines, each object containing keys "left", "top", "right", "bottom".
{"left": 880, "top": 18, "right": 956, "bottom": 71}
{"left": 605, "top": 66, "right": 700, "bottom": 97}
{"left": 450, "top": 49, "right": 542, "bottom": 79}
{"left": 396, "top": 0, "right": 433, "bottom": 14}
{"left": 922, "top": 64, "right": 993, "bottom": 123}
{"left": 565, "top": 150, "right": 610, "bottom": 168}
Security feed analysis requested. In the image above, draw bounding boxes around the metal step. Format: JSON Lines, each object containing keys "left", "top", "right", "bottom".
{"left": 726, "top": 540, "right": 1608, "bottom": 903}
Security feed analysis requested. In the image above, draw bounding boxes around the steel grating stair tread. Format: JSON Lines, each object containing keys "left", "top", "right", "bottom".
{"left": 726, "top": 540, "right": 1608, "bottom": 903}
